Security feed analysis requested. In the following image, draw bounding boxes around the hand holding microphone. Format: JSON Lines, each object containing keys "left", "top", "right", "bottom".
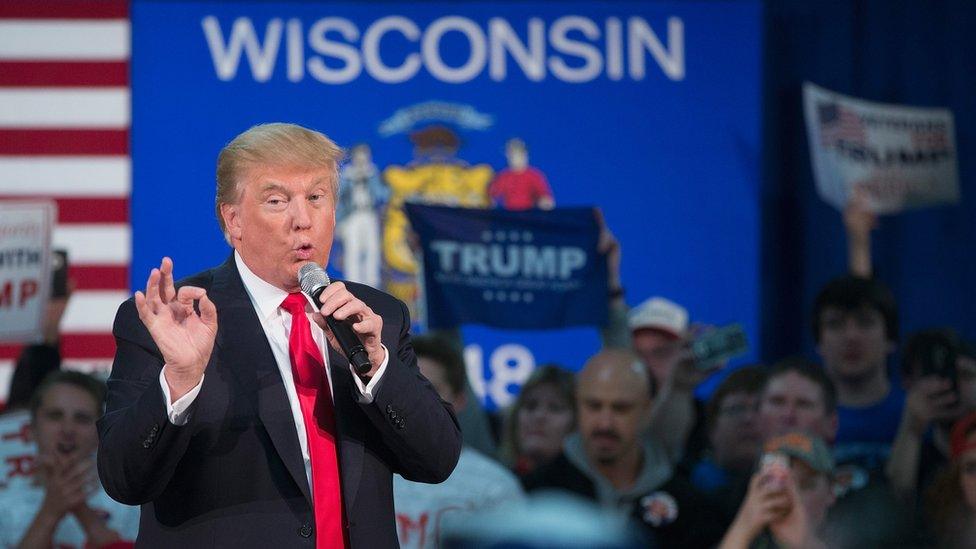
{"left": 298, "top": 263, "right": 382, "bottom": 376}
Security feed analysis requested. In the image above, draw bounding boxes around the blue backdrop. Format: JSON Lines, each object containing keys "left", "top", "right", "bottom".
{"left": 131, "top": 1, "right": 762, "bottom": 408}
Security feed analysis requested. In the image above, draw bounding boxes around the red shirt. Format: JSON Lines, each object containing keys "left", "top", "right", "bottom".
{"left": 489, "top": 167, "right": 553, "bottom": 210}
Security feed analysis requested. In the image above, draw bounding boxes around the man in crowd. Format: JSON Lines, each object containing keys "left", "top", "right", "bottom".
{"left": 97, "top": 123, "right": 461, "bottom": 547}
{"left": 813, "top": 275, "right": 903, "bottom": 472}
{"left": 523, "top": 348, "right": 723, "bottom": 547}
{"left": 759, "top": 357, "right": 913, "bottom": 548}
{"left": 393, "top": 335, "right": 523, "bottom": 548}
{"left": 719, "top": 431, "right": 837, "bottom": 549}
{"left": 0, "top": 371, "right": 139, "bottom": 547}
{"left": 683, "top": 366, "right": 767, "bottom": 517}
{"left": 886, "top": 331, "right": 976, "bottom": 500}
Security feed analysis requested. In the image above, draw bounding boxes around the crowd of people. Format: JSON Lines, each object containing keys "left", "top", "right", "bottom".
{"left": 1, "top": 177, "right": 972, "bottom": 549}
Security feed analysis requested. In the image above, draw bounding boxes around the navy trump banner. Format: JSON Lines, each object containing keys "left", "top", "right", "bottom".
{"left": 406, "top": 204, "right": 608, "bottom": 330}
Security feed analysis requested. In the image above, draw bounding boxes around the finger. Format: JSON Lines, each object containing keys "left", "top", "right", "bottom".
{"left": 318, "top": 286, "right": 354, "bottom": 318}
{"left": 352, "top": 315, "right": 382, "bottom": 336}
{"left": 198, "top": 291, "right": 218, "bottom": 330}
{"left": 175, "top": 285, "right": 206, "bottom": 318}
{"left": 134, "top": 291, "right": 153, "bottom": 325}
{"left": 145, "top": 268, "right": 162, "bottom": 313}
{"left": 159, "top": 257, "right": 176, "bottom": 304}
{"left": 332, "top": 299, "right": 369, "bottom": 322}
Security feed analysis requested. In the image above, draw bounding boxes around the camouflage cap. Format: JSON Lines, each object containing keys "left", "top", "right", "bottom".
{"left": 763, "top": 431, "right": 834, "bottom": 475}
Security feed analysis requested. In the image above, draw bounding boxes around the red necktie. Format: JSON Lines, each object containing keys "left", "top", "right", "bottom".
{"left": 280, "top": 292, "right": 348, "bottom": 548}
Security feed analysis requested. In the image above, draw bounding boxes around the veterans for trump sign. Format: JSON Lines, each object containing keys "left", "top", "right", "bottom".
{"left": 405, "top": 204, "right": 607, "bottom": 330}
{"left": 0, "top": 201, "right": 55, "bottom": 343}
{"left": 803, "top": 82, "right": 960, "bottom": 214}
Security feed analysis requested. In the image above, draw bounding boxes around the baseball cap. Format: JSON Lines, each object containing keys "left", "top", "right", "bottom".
{"left": 628, "top": 297, "right": 688, "bottom": 339}
{"left": 763, "top": 431, "right": 834, "bottom": 475}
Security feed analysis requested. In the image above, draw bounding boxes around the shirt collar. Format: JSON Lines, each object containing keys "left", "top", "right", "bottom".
{"left": 234, "top": 250, "right": 315, "bottom": 321}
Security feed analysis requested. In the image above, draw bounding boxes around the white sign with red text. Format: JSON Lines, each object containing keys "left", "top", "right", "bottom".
{"left": 0, "top": 201, "right": 55, "bottom": 343}
{"left": 803, "top": 82, "right": 960, "bottom": 213}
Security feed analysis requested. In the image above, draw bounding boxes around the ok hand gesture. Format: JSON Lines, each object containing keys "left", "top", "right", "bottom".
{"left": 134, "top": 257, "right": 217, "bottom": 401}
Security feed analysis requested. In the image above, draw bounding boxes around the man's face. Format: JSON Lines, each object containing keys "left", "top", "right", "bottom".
{"left": 632, "top": 328, "right": 680, "bottom": 386}
{"left": 417, "top": 356, "right": 464, "bottom": 411}
{"left": 223, "top": 165, "right": 336, "bottom": 292}
{"left": 817, "top": 306, "right": 892, "bottom": 384}
{"left": 577, "top": 372, "right": 651, "bottom": 465}
{"left": 710, "top": 392, "right": 762, "bottom": 471}
{"left": 506, "top": 147, "right": 528, "bottom": 170}
{"left": 792, "top": 461, "right": 835, "bottom": 530}
{"left": 31, "top": 383, "right": 100, "bottom": 460}
{"left": 760, "top": 372, "right": 837, "bottom": 442}
{"left": 905, "top": 355, "right": 976, "bottom": 422}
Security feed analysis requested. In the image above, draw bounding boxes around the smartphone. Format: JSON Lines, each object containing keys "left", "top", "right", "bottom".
{"left": 918, "top": 331, "right": 959, "bottom": 397}
{"left": 51, "top": 249, "right": 68, "bottom": 298}
{"left": 759, "top": 452, "right": 790, "bottom": 490}
{"left": 691, "top": 323, "right": 748, "bottom": 370}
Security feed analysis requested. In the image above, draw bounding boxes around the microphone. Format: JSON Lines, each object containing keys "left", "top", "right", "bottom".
{"left": 298, "top": 263, "right": 373, "bottom": 375}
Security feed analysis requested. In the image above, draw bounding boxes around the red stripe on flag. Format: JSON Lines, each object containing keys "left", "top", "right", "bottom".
{"left": 0, "top": 1, "right": 128, "bottom": 19}
{"left": 0, "top": 197, "right": 129, "bottom": 224}
{"left": 62, "top": 333, "right": 117, "bottom": 358}
{"left": 0, "top": 130, "right": 128, "bottom": 155}
{"left": 0, "top": 334, "right": 117, "bottom": 361}
{"left": 55, "top": 197, "right": 128, "bottom": 223}
{"left": 0, "top": 62, "right": 128, "bottom": 87}
{"left": 69, "top": 265, "right": 129, "bottom": 291}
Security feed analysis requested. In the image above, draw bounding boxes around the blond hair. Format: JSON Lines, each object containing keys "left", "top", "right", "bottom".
{"left": 215, "top": 123, "right": 344, "bottom": 239}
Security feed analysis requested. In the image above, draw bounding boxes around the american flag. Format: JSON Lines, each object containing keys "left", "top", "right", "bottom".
{"left": 0, "top": 1, "right": 130, "bottom": 401}
{"left": 818, "top": 102, "right": 867, "bottom": 147}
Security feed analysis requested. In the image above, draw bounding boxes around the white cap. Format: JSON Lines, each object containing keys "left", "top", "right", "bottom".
{"left": 627, "top": 297, "right": 688, "bottom": 338}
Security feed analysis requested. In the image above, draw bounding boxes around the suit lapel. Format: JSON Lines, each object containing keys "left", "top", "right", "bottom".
{"left": 329, "top": 347, "right": 364, "bottom": 512}
{"left": 210, "top": 255, "right": 312, "bottom": 504}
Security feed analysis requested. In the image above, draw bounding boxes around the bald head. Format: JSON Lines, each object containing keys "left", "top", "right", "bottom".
{"left": 577, "top": 349, "right": 653, "bottom": 465}
{"left": 578, "top": 349, "right": 652, "bottom": 401}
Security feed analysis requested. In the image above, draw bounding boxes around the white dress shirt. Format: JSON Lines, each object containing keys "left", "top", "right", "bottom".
{"left": 159, "top": 250, "right": 389, "bottom": 487}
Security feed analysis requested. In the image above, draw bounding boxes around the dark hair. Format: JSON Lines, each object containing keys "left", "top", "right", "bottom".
{"left": 705, "top": 365, "right": 767, "bottom": 430}
{"left": 6, "top": 347, "right": 61, "bottom": 411}
{"left": 499, "top": 364, "right": 576, "bottom": 467}
{"left": 812, "top": 275, "right": 898, "bottom": 344}
{"left": 901, "top": 328, "right": 961, "bottom": 380}
{"left": 765, "top": 356, "right": 838, "bottom": 414}
{"left": 412, "top": 334, "right": 467, "bottom": 397}
{"left": 29, "top": 370, "right": 106, "bottom": 419}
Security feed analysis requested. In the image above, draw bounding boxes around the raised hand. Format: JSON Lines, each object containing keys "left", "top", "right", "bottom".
{"left": 134, "top": 257, "right": 218, "bottom": 401}
{"left": 311, "top": 281, "right": 384, "bottom": 378}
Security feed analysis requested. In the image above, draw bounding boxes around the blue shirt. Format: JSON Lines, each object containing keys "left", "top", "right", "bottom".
{"left": 833, "top": 385, "right": 906, "bottom": 472}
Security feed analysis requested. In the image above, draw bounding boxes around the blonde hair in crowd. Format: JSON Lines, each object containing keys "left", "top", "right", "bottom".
{"left": 215, "top": 123, "right": 344, "bottom": 241}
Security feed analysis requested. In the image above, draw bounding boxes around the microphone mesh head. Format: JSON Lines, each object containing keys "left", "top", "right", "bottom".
{"left": 298, "top": 263, "right": 330, "bottom": 295}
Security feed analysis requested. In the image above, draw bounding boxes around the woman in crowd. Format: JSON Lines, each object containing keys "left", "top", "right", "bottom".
{"left": 500, "top": 365, "right": 576, "bottom": 479}
{"left": 927, "top": 412, "right": 976, "bottom": 548}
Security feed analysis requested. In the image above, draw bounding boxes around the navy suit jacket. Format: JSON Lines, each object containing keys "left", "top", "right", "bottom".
{"left": 97, "top": 254, "right": 461, "bottom": 547}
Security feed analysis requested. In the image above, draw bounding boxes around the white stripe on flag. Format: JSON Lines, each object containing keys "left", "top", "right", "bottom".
{"left": 0, "top": 157, "right": 130, "bottom": 196}
{"left": 0, "top": 88, "right": 129, "bottom": 128}
{"left": 52, "top": 223, "right": 130, "bottom": 264}
{"left": 0, "top": 20, "right": 129, "bottom": 60}
{"left": 61, "top": 290, "right": 129, "bottom": 333}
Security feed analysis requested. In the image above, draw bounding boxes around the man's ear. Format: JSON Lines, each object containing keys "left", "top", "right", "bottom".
{"left": 221, "top": 202, "right": 242, "bottom": 241}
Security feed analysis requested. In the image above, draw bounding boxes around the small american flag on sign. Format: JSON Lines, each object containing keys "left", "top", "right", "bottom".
{"left": 818, "top": 102, "right": 867, "bottom": 146}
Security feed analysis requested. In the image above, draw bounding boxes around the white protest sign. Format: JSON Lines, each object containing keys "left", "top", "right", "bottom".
{"left": 803, "top": 82, "right": 960, "bottom": 214}
{"left": 0, "top": 201, "right": 55, "bottom": 343}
